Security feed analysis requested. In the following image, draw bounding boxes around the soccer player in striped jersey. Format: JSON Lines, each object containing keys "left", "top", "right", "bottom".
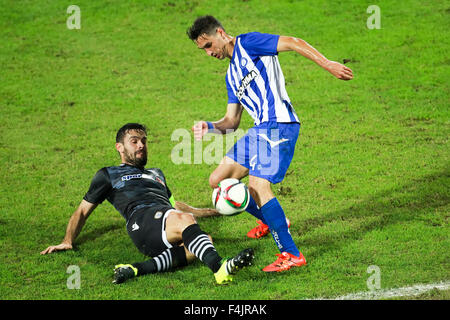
{"left": 40, "top": 123, "right": 254, "bottom": 284}
{"left": 187, "top": 16, "right": 353, "bottom": 272}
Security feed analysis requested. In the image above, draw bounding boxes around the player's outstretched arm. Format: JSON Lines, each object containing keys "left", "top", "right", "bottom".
{"left": 277, "top": 36, "right": 353, "bottom": 80}
{"left": 192, "top": 103, "right": 243, "bottom": 140}
{"left": 175, "top": 201, "right": 220, "bottom": 218}
{"left": 40, "top": 200, "right": 98, "bottom": 254}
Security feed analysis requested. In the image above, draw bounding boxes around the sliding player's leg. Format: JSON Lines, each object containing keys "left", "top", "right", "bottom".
{"left": 165, "top": 209, "right": 254, "bottom": 284}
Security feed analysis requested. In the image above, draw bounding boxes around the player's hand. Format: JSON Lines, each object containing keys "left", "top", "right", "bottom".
{"left": 191, "top": 121, "right": 209, "bottom": 141}
{"left": 40, "top": 242, "right": 73, "bottom": 255}
{"left": 325, "top": 61, "right": 353, "bottom": 80}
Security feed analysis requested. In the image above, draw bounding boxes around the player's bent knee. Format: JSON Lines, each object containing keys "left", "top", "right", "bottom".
{"left": 166, "top": 211, "right": 196, "bottom": 239}
{"left": 247, "top": 182, "right": 263, "bottom": 202}
{"left": 209, "top": 172, "right": 222, "bottom": 189}
{"left": 248, "top": 177, "right": 274, "bottom": 206}
{"left": 247, "top": 184, "right": 258, "bottom": 197}
{"left": 176, "top": 211, "right": 196, "bottom": 225}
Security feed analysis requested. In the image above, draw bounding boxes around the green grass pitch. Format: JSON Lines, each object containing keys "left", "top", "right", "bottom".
{"left": 0, "top": 0, "right": 448, "bottom": 300}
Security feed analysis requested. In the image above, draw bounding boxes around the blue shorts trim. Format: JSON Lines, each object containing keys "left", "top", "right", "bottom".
{"left": 226, "top": 122, "right": 300, "bottom": 184}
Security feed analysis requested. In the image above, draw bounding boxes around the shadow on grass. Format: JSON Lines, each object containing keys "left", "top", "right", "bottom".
{"left": 75, "top": 220, "right": 123, "bottom": 247}
{"left": 295, "top": 168, "right": 449, "bottom": 256}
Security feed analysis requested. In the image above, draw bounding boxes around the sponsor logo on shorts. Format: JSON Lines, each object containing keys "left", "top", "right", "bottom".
{"left": 257, "top": 133, "right": 289, "bottom": 148}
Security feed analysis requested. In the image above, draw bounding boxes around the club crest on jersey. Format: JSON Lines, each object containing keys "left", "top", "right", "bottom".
{"left": 237, "top": 70, "right": 258, "bottom": 100}
{"left": 155, "top": 176, "right": 165, "bottom": 186}
{"left": 240, "top": 57, "right": 248, "bottom": 68}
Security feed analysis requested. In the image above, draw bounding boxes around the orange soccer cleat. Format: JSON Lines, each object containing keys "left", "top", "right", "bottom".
{"left": 262, "top": 251, "right": 306, "bottom": 272}
{"left": 247, "top": 220, "right": 270, "bottom": 239}
{"left": 246, "top": 219, "right": 291, "bottom": 239}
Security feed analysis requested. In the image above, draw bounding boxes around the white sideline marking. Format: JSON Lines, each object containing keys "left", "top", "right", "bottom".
{"left": 316, "top": 281, "right": 450, "bottom": 300}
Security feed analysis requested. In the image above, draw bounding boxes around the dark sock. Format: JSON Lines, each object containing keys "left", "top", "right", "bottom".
{"left": 132, "top": 246, "right": 188, "bottom": 276}
{"left": 182, "top": 224, "right": 222, "bottom": 273}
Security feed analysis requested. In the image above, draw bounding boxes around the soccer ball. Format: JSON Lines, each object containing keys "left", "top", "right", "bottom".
{"left": 212, "top": 178, "right": 250, "bottom": 216}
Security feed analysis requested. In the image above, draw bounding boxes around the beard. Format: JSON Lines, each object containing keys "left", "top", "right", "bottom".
{"left": 123, "top": 149, "right": 147, "bottom": 168}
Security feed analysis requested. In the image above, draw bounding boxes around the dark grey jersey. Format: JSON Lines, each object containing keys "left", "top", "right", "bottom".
{"left": 83, "top": 164, "right": 173, "bottom": 221}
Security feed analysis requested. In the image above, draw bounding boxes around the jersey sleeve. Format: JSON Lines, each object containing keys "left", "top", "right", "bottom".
{"left": 226, "top": 74, "right": 240, "bottom": 104}
{"left": 239, "top": 32, "right": 280, "bottom": 56}
{"left": 166, "top": 185, "right": 175, "bottom": 207}
{"left": 153, "top": 168, "right": 173, "bottom": 200}
{"left": 83, "top": 168, "right": 112, "bottom": 204}
{"left": 166, "top": 186, "right": 173, "bottom": 200}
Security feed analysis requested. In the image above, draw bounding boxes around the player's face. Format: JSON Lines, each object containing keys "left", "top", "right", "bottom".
{"left": 118, "top": 130, "right": 148, "bottom": 168}
{"left": 195, "top": 31, "right": 228, "bottom": 60}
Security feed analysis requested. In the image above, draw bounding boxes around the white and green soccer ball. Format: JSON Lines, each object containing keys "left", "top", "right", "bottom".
{"left": 212, "top": 178, "right": 250, "bottom": 216}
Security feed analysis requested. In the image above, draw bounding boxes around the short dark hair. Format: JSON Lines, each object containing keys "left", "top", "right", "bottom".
{"left": 186, "top": 15, "right": 225, "bottom": 41}
{"left": 116, "top": 123, "right": 147, "bottom": 143}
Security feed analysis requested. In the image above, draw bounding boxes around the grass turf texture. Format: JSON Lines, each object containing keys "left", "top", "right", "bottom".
{"left": 0, "top": 0, "right": 448, "bottom": 300}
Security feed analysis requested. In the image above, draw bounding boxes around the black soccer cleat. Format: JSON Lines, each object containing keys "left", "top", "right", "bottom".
{"left": 214, "top": 248, "right": 255, "bottom": 284}
{"left": 229, "top": 248, "right": 255, "bottom": 274}
{"left": 113, "top": 264, "right": 138, "bottom": 284}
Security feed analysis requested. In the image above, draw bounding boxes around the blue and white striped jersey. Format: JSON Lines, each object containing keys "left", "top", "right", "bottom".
{"left": 226, "top": 32, "right": 300, "bottom": 126}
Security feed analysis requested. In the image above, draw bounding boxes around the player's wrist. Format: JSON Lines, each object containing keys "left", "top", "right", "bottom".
{"left": 206, "top": 121, "right": 215, "bottom": 133}
{"left": 62, "top": 238, "right": 73, "bottom": 247}
{"left": 322, "top": 59, "right": 334, "bottom": 71}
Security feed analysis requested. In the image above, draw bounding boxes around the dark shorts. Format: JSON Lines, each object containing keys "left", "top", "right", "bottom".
{"left": 126, "top": 204, "right": 175, "bottom": 257}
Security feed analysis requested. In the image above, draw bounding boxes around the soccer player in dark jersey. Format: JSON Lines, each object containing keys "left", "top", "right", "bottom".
{"left": 41, "top": 123, "right": 254, "bottom": 285}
